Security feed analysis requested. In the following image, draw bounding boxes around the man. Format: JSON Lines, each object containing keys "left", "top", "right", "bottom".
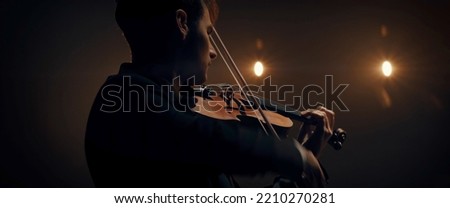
{"left": 85, "top": 0, "right": 335, "bottom": 187}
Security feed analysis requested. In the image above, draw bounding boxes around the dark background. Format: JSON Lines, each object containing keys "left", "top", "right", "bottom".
{"left": 1, "top": 0, "right": 449, "bottom": 187}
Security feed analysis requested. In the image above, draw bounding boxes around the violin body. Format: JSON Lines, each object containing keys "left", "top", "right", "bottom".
{"left": 192, "top": 84, "right": 294, "bottom": 137}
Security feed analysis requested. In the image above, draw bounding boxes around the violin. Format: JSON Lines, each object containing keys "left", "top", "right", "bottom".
{"left": 191, "top": 27, "right": 347, "bottom": 150}
{"left": 192, "top": 83, "right": 346, "bottom": 150}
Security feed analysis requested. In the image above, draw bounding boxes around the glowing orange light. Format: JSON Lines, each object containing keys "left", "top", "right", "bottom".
{"left": 254, "top": 61, "right": 264, "bottom": 77}
{"left": 382, "top": 61, "right": 392, "bottom": 77}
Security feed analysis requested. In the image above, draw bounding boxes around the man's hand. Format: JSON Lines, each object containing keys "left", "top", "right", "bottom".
{"left": 298, "top": 106, "right": 335, "bottom": 157}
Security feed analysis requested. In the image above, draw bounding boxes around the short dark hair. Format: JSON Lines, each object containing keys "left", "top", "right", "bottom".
{"left": 115, "top": 0, "right": 219, "bottom": 63}
{"left": 115, "top": 0, "right": 218, "bottom": 24}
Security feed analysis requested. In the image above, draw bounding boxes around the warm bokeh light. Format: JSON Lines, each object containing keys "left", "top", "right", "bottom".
{"left": 380, "top": 24, "right": 389, "bottom": 37}
{"left": 254, "top": 61, "right": 264, "bottom": 77}
{"left": 380, "top": 88, "right": 392, "bottom": 108}
{"left": 256, "top": 38, "right": 264, "bottom": 50}
{"left": 382, "top": 61, "right": 392, "bottom": 77}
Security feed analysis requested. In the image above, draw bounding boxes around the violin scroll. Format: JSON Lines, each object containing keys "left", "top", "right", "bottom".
{"left": 328, "top": 128, "right": 346, "bottom": 151}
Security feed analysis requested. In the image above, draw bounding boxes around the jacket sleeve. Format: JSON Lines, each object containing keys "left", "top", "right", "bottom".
{"left": 151, "top": 99, "right": 307, "bottom": 184}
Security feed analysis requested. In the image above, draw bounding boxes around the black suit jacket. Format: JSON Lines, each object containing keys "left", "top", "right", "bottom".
{"left": 85, "top": 63, "right": 308, "bottom": 187}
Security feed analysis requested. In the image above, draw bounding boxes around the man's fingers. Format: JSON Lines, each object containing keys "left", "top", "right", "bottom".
{"left": 301, "top": 107, "right": 334, "bottom": 140}
{"left": 317, "top": 106, "right": 335, "bottom": 130}
{"left": 301, "top": 109, "right": 324, "bottom": 122}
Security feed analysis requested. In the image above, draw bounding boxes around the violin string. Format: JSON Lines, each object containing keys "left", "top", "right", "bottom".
{"left": 209, "top": 33, "right": 268, "bottom": 135}
{"left": 211, "top": 27, "right": 281, "bottom": 140}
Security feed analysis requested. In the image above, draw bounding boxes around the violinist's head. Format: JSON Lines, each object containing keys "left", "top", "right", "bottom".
{"left": 115, "top": 0, "right": 219, "bottom": 85}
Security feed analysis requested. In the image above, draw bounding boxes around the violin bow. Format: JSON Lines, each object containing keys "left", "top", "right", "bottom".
{"left": 210, "top": 27, "right": 282, "bottom": 141}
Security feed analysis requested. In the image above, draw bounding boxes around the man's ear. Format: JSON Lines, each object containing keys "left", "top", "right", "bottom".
{"left": 176, "top": 9, "right": 189, "bottom": 40}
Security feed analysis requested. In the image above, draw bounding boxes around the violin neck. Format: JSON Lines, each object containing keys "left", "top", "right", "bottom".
{"left": 252, "top": 95, "right": 315, "bottom": 125}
